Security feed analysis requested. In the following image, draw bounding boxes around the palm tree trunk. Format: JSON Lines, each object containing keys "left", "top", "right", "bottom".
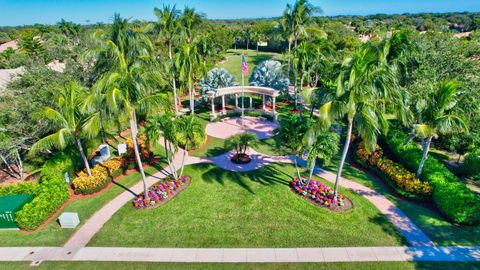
{"left": 169, "top": 43, "right": 179, "bottom": 115}
{"left": 333, "top": 117, "right": 353, "bottom": 200}
{"left": 75, "top": 136, "right": 92, "bottom": 176}
{"left": 306, "top": 159, "right": 316, "bottom": 187}
{"left": 416, "top": 136, "right": 432, "bottom": 179}
{"left": 189, "top": 81, "right": 194, "bottom": 115}
{"left": 247, "top": 39, "right": 249, "bottom": 51}
{"left": 293, "top": 156, "right": 302, "bottom": 184}
{"left": 179, "top": 143, "right": 188, "bottom": 178}
{"left": 15, "top": 150, "right": 23, "bottom": 181}
{"left": 287, "top": 40, "right": 292, "bottom": 82}
{"left": 256, "top": 43, "right": 259, "bottom": 55}
{"left": 299, "top": 77, "right": 304, "bottom": 121}
{"left": 0, "top": 154, "right": 17, "bottom": 178}
{"left": 406, "top": 129, "right": 415, "bottom": 144}
{"left": 129, "top": 111, "right": 149, "bottom": 199}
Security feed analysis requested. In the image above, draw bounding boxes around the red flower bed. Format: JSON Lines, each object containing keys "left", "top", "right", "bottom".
{"left": 291, "top": 178, "right": 352, "bottom": 211}
{"left": 230, "top": 153, "right": 251, "bottom": 164}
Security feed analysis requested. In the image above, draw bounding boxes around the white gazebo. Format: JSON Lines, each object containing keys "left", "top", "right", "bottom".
{"left": 207, "top": 86, "right": 280, "bottom": 121}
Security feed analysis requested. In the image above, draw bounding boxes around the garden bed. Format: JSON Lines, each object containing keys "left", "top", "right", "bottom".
{"left": 291, "top": 178, "right": 353, "bottom": 212}
{"left": 132, "top": 176, "right": 191, "bottom": 210}
{"left": 230, "top": 153, "right": 251, "bottom": 164}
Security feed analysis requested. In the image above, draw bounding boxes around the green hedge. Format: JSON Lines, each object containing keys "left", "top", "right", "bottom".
{"left": 15, "top": 175, "right": 70, "bottom": 230}
{"left": 384, "top": 130, "right": 480, "bottom": 225}
{"left": 0, "top": 182, "right": 37, "bottom": 196}
{"left": 463, "top": 150, "right": 480, "bottom": 178}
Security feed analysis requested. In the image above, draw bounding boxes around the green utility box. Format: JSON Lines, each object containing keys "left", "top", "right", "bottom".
{"left": 0, "top": 194, "right": 33, "bottom": 229}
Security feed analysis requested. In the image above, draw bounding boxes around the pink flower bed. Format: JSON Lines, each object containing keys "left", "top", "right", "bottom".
{"left": 291, "top": 178, "right": 345, "bottom": 207}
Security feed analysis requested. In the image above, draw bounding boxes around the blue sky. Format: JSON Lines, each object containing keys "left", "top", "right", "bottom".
{"left": 0, "top": 0, "right": 479, "bottom": 26}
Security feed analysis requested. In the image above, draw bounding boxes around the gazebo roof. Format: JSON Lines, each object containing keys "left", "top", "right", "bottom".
{"left": 209, "top": 86, "right": 280, "bottom": 98}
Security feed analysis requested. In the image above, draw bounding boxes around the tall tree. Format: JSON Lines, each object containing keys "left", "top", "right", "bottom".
{"left": 96, "top": 15, "right": 168, "bottom": 198}
{"left": 412, "top": 81, "right": 468, "bottom": 178}
{"left": 181, "top": 6, "right": 203, "bottom": 44}
{"left": 303, "top": 128, "right": 339, "bottom": 186}
{"left": 176, "top": 42, "right": 203, "bottom": 115}
{"left": 177, "top": 115, "right": 203, "bottom": 177}
{"left": 154, "top": 5, "right": 181, "bottom": 114}
{"left": 29, "top": 82, "right": 94, "bottom": 176}
{"left": 320, "top": 44, "right": 404, "bottom": 200}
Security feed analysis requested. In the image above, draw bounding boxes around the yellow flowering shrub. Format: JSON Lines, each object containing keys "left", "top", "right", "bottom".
{"left": 73, "top": 158, "right": 124, "bottom": 195}
{"left": 356, "top": 142, "right": 432, "bottom": 197}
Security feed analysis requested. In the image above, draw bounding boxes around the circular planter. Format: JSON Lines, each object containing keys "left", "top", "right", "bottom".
{"left": 231, "top": 153, "right": 252, "bottom": 164}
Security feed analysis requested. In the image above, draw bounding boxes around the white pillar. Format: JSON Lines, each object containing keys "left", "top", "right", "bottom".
{"left": 211, "top": 96, "right": 215, "bottom": 117}
{"left": 221, "top": 95, "right": 226, "bottom": 115}
{"left": 262, "top": 95, "right": 266, "bottom": 111}
{"left": 235, "top": 94, "right": 238, "bottom": 109}
{"left": 249, "top": 96, "right": 253, "bottom": 111}
{"left": 273, "top": 97, "right": 277, "bottom": 119}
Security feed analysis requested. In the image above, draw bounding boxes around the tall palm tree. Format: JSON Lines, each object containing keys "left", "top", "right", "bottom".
{"left": 291, "top": 0, "right": 322, "bottom": 52}
{"left": 30, "top": 82, "right": 94, "bottom": 176}
{"left": 296, "top": 42, "right": 314, "bottom": 114}
{"left": 412, "top": 81, "right": 467, "bottom": 178}
{"left": 181, "top": 6, "right": 203, "bottom": 44}
{"left": 280, "top": 4, "right": 295, "bottom": 78}
{"left": 320, "top": 44, "right": 404, "bottom": 200}
{"left": 176, "top": 42, "right": 203, "bottom": 115}
{"left": 154, "top": 5, "right": 181, "bottom": 114}
{"left": 97, "top": 15, "right": 168, "bottom": 199}
{"left": 145, "top": 111, "right": 179, "bottom": 179}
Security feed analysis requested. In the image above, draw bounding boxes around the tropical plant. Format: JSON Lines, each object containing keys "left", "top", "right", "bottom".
{"left": 177, "top": 115, "right": 204, "bottom": 177}
{"left": 291, "top": 0, "right": 322, "bottom": 51}
{"left": 249, "top": 60, "right": 289, "bottom": 94}
{"left": 176, "top": 42, "right": 203, "bottom": 114}
{"left": 94, "top": 15, "right": 169, "bottom": 199}
{"left": 200, "top": 68, "right": 238, "bottom": 99}
{"left": 154, "top": 5, "right": 181, "bottom": 113}
{"left": 145, "top": 111, "right": 179, "bottom": 179}
{"left": 225, "top": 132, "right": 258, "bottom": 156}
{"left": 29, "top": 82, "right": 94, "bottom": 176}
{"left": 275, "top": 114, "right": 311, "bottom": 180}
{"left": 320, "top": 43, "right": 405, "bottom": 200}
{"left": 303, "top": 128, "right": 339, "bottom": 186}
{"left": 410, "top": 81, "right": 468, "bottom": 178}
{"left": 181, "top": 6, "right": 203, "bottom": 44}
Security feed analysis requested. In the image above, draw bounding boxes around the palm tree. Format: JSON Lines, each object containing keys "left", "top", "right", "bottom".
{"left": 411, "top": 81, "right": 467, "bottom": 178}
{"left": 30, "top": 82, "right": 94, "bottom": 176}
{"left": 154, "top": 5, "right": 181, "bottom": 114}
{"left": 96, "top": 15, "right": 168, "bottom": 199}
{"left": 176, "top": 42, "right": 203, "bottom": 115}
{"left": 145, "top": 111, "right": 179, "bottom": 179}
{"left": 280, "top": 4, "right": 295, "bottom": 78}
{"left": 181, "top": 6, "right": 203, "bottom": 44}
{"left": 303, "top": 129, "right": 339, "bottom": 186}
{"left": 291, "top": 0, "right": 322, "bottom": 52}
{"left": 320, "top": 44, "right": 404, "bottom": 200}
{"left": 296, "top": 42, "right": 314, "bottom": 114}
{"left": 225, "top": 133, "right": 259, "bottom": 156}
{"left": 275, "top": 114, "right": 311, "bottom": 181}
{"left": 177, "top": 115, "right": 203, "bottom": 177}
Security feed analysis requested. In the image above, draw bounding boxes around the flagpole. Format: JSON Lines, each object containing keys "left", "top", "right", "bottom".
{"left": 241, "top": 72, "right": 245, "bottom": 124}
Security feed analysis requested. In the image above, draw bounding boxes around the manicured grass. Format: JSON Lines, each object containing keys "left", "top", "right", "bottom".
{"left": 0, "top": 147, "right": 168, "bottom": 247}
{"left": 323, "top": 151, "right": 480, "bottom": 246}
{"left": 254, "top": 137, "right": 282, "bottom": 156}
{"left": 190, "top": 136, "right": 228, "bottom": 158}
{"left": 3, "top": 261, "right": 479, "bottom": 270}
{"left": 217, "top": 49, "right": 283, "bottom": 82}
{"left": 89, "top": 163, "right": 405, "bottom": 248}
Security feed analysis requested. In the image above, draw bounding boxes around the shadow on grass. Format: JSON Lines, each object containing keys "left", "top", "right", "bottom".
{"left": 202, "top": 166, "right": 255, "bottom": 194}
{"left": 368, "top": 213, "right": 409, "bottom": 246}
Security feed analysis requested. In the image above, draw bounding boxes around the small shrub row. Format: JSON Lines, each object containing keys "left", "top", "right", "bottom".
{"left": 0, "top": 181, "right": 37, "bottom": 196}
{"left": 463, "top": 150, "right": 480, "bottom": 178}
{"left": 356, "top": 142, "right": 432, "bottom": 198}
{"left": 384, "top": 130, "right": 480, "bottom": 225}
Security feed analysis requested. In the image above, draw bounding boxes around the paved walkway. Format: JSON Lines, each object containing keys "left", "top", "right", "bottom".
{"left": 1, "top": 246, "right": 479, "bottom": 263}
{"left": 205, "top": 116, "right": 279, "bottom": 139}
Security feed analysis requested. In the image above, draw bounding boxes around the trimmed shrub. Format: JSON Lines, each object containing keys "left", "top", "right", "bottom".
{"left": 15, "top": 176, "right": 70, "bottom": 231}
{"left": 463, "top": 150, "right": 480, "bottom": 178}
{"left": 73, "top": 158, "right": 124, "bottom": 195}
{"left": 0, "top": 182, "right": 37, "bottom": 196}
{"left": 384, "top": 130, "right": 480, "bottom": 225}
{"left": 356, "top": 142, "right": 432, "bottom": 198}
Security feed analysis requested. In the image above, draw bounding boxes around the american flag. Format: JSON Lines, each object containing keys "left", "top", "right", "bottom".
{"left": 241, "top": 53, "right": 249, "bottom": 75}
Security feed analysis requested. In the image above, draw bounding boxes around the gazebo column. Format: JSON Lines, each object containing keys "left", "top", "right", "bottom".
{"left": 249, "top": 96, "right": 253, "bottom": 111}
{"left": 262, "top": 94, "right": 266, "bottom": 111}
{"left": 210, "top": 96, "right": 216, "bottom": 121}
{"left": 273, "top": 96, "right": 277, "bottom": 120}
{"left": 235, "top": 94, "right": 238, "bottom": 110}
{"left": 221, "top": 95, "right": 226, "bottom": 115}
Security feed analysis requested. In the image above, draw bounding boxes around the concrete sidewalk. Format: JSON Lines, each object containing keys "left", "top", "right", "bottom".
{"left": 1, "top": 246, "right": 479, "bottom": 263}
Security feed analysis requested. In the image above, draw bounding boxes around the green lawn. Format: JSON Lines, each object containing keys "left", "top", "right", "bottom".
{"left": 217, "top": 49, "right": 283, "bottom": 82}
{"left": 254, "top": 137, "right": 282, "bottom": 156}
{"left": 323, "top": 151, "right": 480, "bottom": 246}
{"left": 190, "top": 135, "right": 228, "bottom": 158}
{"left": 3, "top": 261, "right": 479, "bottom": 270}
{"left": 0, "top": 147, "right": 168, "bottom": 247}
{"left": 89, "top": 163, "right": 406, "bottom": 248}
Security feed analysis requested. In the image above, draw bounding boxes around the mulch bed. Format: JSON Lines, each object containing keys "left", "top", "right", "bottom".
{"left": 133, "top": 176, "right": 191, "bottom": 210}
